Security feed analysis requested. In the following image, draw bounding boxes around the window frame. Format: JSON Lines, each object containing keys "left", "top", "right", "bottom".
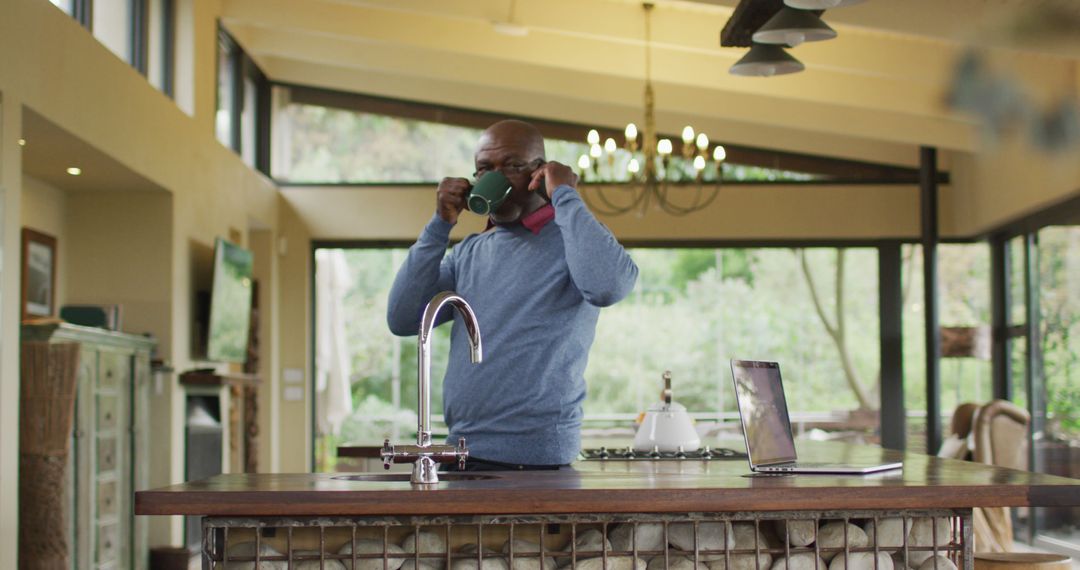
{"left": 215, "top": 25, "right": 271, "bottom": 174}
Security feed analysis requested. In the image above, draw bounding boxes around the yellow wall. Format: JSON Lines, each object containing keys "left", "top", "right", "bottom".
{"left": 950, "top": 133, "right": 1080, "bottom": 236}
{"left": 283, "top": 183, "right": 954, "bottom": 243}
{"left": 250, "top": 228, "right": 282, "bottom": 473}
{"left": 276, "top": 199, "right": 313, "bottom": 472}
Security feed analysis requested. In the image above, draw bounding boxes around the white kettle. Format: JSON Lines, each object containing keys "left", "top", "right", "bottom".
{"left": 633, "top": 371, "right": 701, "bottom": 452}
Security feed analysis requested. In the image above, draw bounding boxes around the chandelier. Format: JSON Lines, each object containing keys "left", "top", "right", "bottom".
{"left": 577, "top": 2, "right": 726, "bottom": 217}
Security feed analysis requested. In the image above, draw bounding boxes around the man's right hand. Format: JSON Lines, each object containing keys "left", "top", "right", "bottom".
{"left": 436, "top": 177, "right": 471, "bottom": 224}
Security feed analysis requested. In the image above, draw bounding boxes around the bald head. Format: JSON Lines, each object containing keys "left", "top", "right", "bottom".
{"left": 477, "top": 119, "right": 546, "bottom": 162}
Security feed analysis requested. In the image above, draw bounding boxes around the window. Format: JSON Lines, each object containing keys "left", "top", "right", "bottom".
{"left": 48, "top": 0, "right": 74, "bottom": 16}
{"left": 313, "top": 246, "right": 882, "bottom": 472}
{"left": 215, "top": 28, "right": 268, "bottom": 171}
{"left": 215, "top": 30, "right": 237, "bottom": 149}
{"left": 901, "top": 244, "right": 993, "bottom": 453}
{"left": 271, "top": 92, "right": 828, "bottom": 186}
{"left": 1031, "top": 226, "right": 1080, "bottom": 549}
{"left": 92, "top": 0, "right": 133, "bottom": 62}
{"left": 147, "top": 0, "right": 175, "bottom": 96}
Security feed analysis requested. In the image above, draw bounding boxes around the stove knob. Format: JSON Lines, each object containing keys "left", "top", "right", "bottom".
{"left": 623, "top": 447, "right": 636, "bottom": 459}
{"left": 598, "top": 446, "right": 610, "bottom": 459}
{"left": 701, "top": 446, "right": 714, "bottom": 460}
{"left": 649, "top": 446, "right": 662, "bottom": 459}
{"left": 675, "top": 446, "right": 687, "bottom": 459}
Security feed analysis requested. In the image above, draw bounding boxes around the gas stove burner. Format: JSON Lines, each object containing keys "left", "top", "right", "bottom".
{"left": 580, "top": 445, "right": 746, "bottom": 461}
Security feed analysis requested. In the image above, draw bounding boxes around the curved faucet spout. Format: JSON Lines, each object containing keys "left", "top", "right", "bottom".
{"left": 417, "top": 291, "right": 482, "bottom": 447}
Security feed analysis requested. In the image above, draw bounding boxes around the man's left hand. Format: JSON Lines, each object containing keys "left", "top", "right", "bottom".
{"left": 529, "top": 161, "right": 578, "bottom": 198}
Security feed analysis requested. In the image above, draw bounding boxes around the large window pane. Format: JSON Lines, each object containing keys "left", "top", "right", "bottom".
{"left": 92, "top": 0, "right": 133, "bottom": 62}
{"left": 241, "top": 75, "right": 257, "bottom": 167}
{"left": 273, "top": 100, "right": 822, "bottom": 185}
{"left": 314, "top": 246, "right": 882, "bottom": 471}
{"left": 215, "top": 33, "right": 236, "bottom": 148}
{"left": 1034, "top": 226, "right": 1080, "bottom": 550}
{"left": 901, "top": 243, "right": 991, "bottom": 453}
{"left": 147, "top": 0, "right": 174, "bottom": 95}
{"left": 48, "top": 0, "right": 74, "bottom": 16}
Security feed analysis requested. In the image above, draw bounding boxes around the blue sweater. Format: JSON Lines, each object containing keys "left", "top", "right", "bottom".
{"left": 387, "top": 185, "right": 639, "bottom": 464}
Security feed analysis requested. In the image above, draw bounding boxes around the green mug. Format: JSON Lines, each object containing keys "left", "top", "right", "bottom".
{"left": 468, "top": 171, "right": 513, "bottom": 215}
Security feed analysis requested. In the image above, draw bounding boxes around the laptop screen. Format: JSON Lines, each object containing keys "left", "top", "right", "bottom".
{"left": 730, "top": 360, "right": 798, "bottom": 466}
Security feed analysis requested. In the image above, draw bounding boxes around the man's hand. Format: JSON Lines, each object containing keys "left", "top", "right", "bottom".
{"left": 529, "top": 161, "right": 578, "bottom": 198}
{"left": 436, "top": 177, "right": 471, "bottom": 224}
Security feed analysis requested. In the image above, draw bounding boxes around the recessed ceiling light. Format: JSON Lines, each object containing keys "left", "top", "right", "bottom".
{"left": 18, "top": 138, "right": 26, "bottom": 147}
{"left": 492, "top": 21, "right": 528, "bottom": 37}
{"left": 66, "top": 167, "right": 82, "bottom": 176}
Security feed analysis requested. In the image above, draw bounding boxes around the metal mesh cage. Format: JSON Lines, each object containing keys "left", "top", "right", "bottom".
{"left": 204, "top": 510, "right": 971, "bottom": 570}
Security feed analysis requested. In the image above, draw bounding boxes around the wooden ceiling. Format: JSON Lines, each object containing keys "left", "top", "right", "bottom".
{"left": 221, "top": 0, "right": 1079, "bottom": 168}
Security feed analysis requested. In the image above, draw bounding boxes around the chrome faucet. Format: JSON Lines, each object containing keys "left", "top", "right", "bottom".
{"left": 381, "top": 291, "right": 482, "bottom": 484}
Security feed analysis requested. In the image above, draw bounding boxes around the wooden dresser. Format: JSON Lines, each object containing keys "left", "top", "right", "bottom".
{"left": 22, "top": 323, "right": 156, "bottom": 570}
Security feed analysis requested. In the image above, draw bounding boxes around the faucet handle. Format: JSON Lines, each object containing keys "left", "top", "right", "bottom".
{"left": 456, "top": 437, "right": 469, "bottom": 470}
{"left": 381, "top": 439, "right": 394, "bottom": 470}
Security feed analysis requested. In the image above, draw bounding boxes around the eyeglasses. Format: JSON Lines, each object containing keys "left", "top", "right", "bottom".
{"left": 473, "top": 159, "right": 543, "bottom": 181}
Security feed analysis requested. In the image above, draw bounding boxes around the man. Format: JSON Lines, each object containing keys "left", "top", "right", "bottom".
{"left": 387, "top": 119, "right": 639, "bottom": 470}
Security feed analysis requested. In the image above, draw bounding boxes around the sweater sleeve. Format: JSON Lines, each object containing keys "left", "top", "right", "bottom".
{"left": 386, "top": 213, "right": 457, "bottom": 336}
{"left": 550, "top": 185, "right": 639, "bottom": 307}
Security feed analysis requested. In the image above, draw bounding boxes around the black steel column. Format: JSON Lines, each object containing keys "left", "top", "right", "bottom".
{"left": 990, "top": 236, "right": 1012, "bottom": 401}
{"left": 879, "top": 242, "right": 905, "bottom": 450}
{"left": 1023, "top": 234, "right": 1045, "bottom": 473}
{"left": 920, "top": 146, "right": 942, "bottom": 454}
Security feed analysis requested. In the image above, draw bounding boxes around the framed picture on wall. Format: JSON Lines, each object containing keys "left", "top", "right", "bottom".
{"left": 21, "top": 228, "right": 57, "bottom": 321}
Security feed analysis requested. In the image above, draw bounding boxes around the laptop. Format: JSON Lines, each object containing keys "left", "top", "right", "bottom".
{"left": 729, "top": 359, "right": 903, "bottom": 475}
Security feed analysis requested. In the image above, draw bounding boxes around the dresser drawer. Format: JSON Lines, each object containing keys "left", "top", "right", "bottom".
{"left": 96, "top": 523, "right": 119, "bottom": 563}
{"left": 97, "top": 351, "right": 129, "bottom": 390}
{"left": 96, "top": 394, "right": 119, "bottom": 430}
{"left": 97, "top": 438, "right": 117, "bottom": 473}
{"left": 97, "top": 479, "right": 118, "bottom": 517}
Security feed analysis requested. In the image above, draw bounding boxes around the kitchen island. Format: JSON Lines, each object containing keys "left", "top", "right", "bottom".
{"left": 137, "top": 442, "right": 1080, "bottom": 570}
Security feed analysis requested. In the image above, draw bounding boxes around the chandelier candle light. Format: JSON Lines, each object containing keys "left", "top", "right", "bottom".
{"left": 578, "top": 2, "right": 726, "bottom": 217}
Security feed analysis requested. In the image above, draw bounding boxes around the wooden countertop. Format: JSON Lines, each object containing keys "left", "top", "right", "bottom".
{"left": 135, "top": 442, "right": 1080, "bottom": 517}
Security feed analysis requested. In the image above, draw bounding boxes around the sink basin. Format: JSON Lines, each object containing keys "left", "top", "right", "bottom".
{"left": 333, "top": 473, "right": 499, "bottom": 482}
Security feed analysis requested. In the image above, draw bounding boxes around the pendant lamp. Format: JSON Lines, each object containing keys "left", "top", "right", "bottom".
{"left": 752, "top": 7, "right": 837, "bottom": 47}
{"left": 729, "top": 43, "right": 804, "bottom": 77}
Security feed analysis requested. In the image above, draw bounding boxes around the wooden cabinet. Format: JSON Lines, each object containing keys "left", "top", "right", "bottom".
{"left": 22, "top": 323, "right": 156, "bottom": 570}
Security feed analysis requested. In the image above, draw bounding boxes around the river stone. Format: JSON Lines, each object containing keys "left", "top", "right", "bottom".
{"left": 828, "top": 552, "right": 893, "bottom": 570}
{"left": 452, "top": 559, "right": 509, "bottom": 570}
{"left": 915, "top": 557, "right": 955, "bottom": 570}
{"left": 905, "top": 519, "right": 952, "bottom": 568}
{"left": 770, "top": 553, "right": 827, "bottom": 570}
{"left": 611, "top": 524, "right": 667, "bottom": 554}
{"left": 862, "top": 519, "right": 912, "bottom": 549}
{"left": 292, "top": 549, "right": 347, "bottom": 570}
{"left": 772, "top": 521, "right": 817, "bottom": 548}
{"left": 222, "top": 541, "right": 287, "bottom": 570}
{"left": 566, "top": 556, "right": 646, "bottom": 570}
{"left": 402, "top": 532, "right": 447, "bottom": 570}
{"left": 566, "top": 530, "right": 613, "bottom": 558}
{"left": 647, "top": 553, "right": 709, "bottom": 570}
{"left": 704, "top": 523, "right": 772, "bottom": 568}
{"left": 339, "top": 538, "right": 406, "bottom": 570}
{"left": 503, "top": 539, "right": 556, "bottom": 570}
{"left": 401, "top": 561, "right": 442, "bottom": 570}
{"left": 669, "top": 523, "right": 736, "bottom": 556}
{"left": 816, "top": 523, "right": 868, "bottom": 562}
